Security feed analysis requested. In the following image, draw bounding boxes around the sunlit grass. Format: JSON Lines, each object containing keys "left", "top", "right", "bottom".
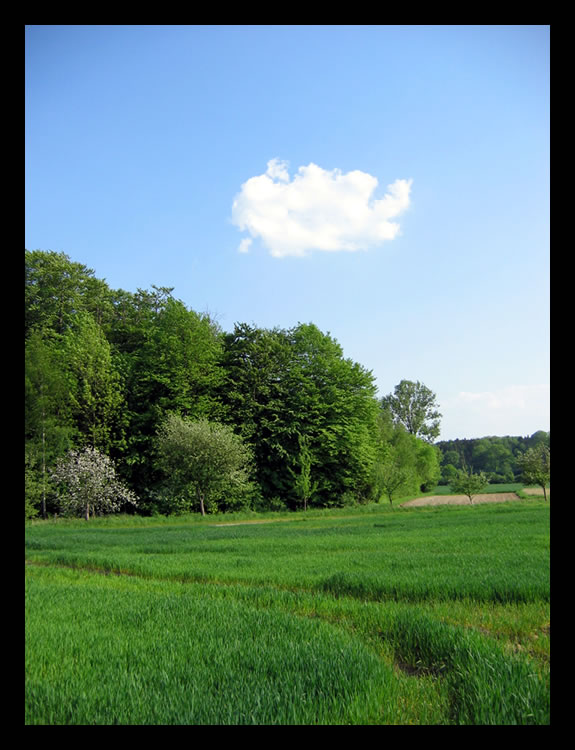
{"left": 25, "top": 498, "right": 550, "bottom": 724}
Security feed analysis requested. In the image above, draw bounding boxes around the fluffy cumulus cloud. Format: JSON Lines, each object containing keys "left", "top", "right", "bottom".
{"left": 231, "top": 159, "right": 412, "bottom": 258}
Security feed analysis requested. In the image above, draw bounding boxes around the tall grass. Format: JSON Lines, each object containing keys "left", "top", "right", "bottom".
{"left": 25, "top": 498, "right": 550, "bottom": 724}
{"left": 386, "top": 609, "right": 549, "bottom": 724}
{"left": 26, "top": 501, "right": 550, "bottom": 604}
{"left": 25, "top": 566, "right": 407, "bottom": 725}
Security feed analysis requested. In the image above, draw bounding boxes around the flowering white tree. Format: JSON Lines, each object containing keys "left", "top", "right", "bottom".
{"left": 50, "top": 446, "right": 138, "bottom": 520}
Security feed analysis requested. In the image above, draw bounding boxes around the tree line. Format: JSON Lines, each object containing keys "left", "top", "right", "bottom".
{"left": 437, "top": 431, "right": 550, "bottom": 485}
{"left": 25, "top": 250, "right": 546, "bottom": 520}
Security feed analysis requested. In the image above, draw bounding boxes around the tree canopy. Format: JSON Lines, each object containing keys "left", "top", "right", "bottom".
{"left": 381, "top": 380, "right": 442, "bottom": 442}
{"left": 436, "top": 432, "right": 550, "bottom": 485}
{"left": 25, "top": 249, "right": 548, "bottom": 519}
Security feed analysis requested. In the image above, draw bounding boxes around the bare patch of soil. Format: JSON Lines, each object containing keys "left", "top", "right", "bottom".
{"left": 400, "top": 492, "right": 522, "bottom": 508}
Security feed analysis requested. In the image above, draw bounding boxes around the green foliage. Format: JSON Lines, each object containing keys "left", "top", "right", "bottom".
{"left": 25, "top": 249, "right": 114, "bottom": 337}
{"left": 25, "top": 453, "right": 41, "bottom": 520}
{"left": 155, "top": 414, "right": 253, "bottom": 515}
{"left": 62, "top": 313, "right": 127, "bottom": 454}
{"left": 288, "top": 434, "right": 318, "bottom": 511}
{"left": 381, "top": 380, "right": 442, "bottom": 442}
{"left": 135, "top": 298, "right": 225, "bottom": 420}
{"left": 437, "top": 432, "right": 550, "bottom": 485}
{"left": 374, "top": 443, "right": 412, "bottom": 507}
{"left": 449, "top": 468, "right": 489, "bottom": 504}
{"left": 372, "top": 411, "right": 441, "bottom": 505}
{"left": 517, "top": 445, "right": 550, "bottom": 501}
{"left": 24, "top": 249, "right": 548, "bottom": 517}
{"left": 221, "top": 322, "right": 379, "bottom": 509}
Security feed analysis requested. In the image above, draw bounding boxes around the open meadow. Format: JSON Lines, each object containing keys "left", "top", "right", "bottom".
{"left": 25, "top": 494, "right": 550, "bottom": 725}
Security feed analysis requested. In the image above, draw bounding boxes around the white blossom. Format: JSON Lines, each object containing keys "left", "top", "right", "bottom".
{"left": 50, "top": 446, "right": 138, "bottom": 520}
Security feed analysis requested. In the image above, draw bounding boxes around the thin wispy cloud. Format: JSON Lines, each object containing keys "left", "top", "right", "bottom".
{"left": 232, "top": 159, "right": 412, "bottom": 258}
{"left": 442, "top": 385, "right": 550, "bottom": 438}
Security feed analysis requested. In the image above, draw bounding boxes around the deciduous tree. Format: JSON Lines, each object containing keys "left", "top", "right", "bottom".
{"left": 221, "top": 322, "right": 380, "bottom": 508}
{"left": 449, "top": 468, "right": 489, "bottom": 504}
{"left": 518, "top": 445, "right": 550, "bottom": 501}
{"left": 62, "top": 312, "right": 127, "bottom": 454}
{"left": 155, "top": 415, "right": 253, "bottom": 515}
{"left": 288, "top": 434, "right": 318, "bottom": 511}
{"left": 50, "top": 447, "right": 138, "bottom": 520}
{"left": 375, "top": 443, "right": 412, "bottom": 508}
{"left": 381, "top": 380, "right": 442, "bottom": 442}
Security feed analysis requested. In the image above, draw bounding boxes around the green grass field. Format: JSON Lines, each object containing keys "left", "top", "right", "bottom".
{"left": 25, "top": 496, "right": 550, "bottom": 725}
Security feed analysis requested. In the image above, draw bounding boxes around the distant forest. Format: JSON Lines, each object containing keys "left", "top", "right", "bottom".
{"left": 436, "top": 432, "right": 550, "bottom": 485}
{"left": 25, "top": 250, "right": 549, "bottom": 519}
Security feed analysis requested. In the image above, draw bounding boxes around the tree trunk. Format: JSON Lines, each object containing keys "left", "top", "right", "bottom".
{"left": 85, "top": 503, "right": 90, "bottom": 521}
{"left": 198, "top": 490, "right": 206, "bottom": 516}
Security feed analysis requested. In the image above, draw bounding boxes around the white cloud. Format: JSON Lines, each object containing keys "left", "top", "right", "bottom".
{"left": 232, "top": 159, "right": 412, "bottom": 258}
{"left": 265, "top": 157, "right": 290, "bottom": 182}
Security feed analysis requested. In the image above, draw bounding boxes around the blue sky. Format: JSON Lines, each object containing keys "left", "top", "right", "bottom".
{"left": 25, "top": 25, "right": 550, "bottom": 441}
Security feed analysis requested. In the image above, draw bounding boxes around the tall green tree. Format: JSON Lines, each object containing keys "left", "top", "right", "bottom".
{"left": 62, "top": 312, "right": 127, "bottom": 454}
{"left": 141, "top": 298, "right": 224, "bottom": 420}
{"left": 381, "top": 380, "right": 442, "bottom": 442}
{"left": 121, "top": 298, "right": 225, "bottom": 499}
{"left": 415, "top": 437, "right": 442, "bottom": 491}
{"left": 25, "top": 331, "right": 76, "bottom": 518}
{"left": 220, "top": 323, "right": 295, "bottom": 502}
{"left": 25, "top": 249, "right": 113, "bottom": 337}
{"left": 372, "top": 412, "right": 441, "bottom": 503}
{"left": 221, "top": 323, "right": 380, "bottom": 508}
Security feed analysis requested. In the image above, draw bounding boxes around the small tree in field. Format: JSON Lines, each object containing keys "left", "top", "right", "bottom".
{"left": 375, "top": 446, "right": 412, "bottom": 509}
{"left": 288, "top": 434, "right": 318, "bottom": 511}
{"left": 450, "top": 468, "right": 489, "bottom": 505}
{"left": 155, "top": 415, "right": 253, "bottom": 515}
{"left": 518, "top": 445, "right": 550, "bottom": 501}
{"left": 50, "top": 447, "right": 138, "bottom": 520}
